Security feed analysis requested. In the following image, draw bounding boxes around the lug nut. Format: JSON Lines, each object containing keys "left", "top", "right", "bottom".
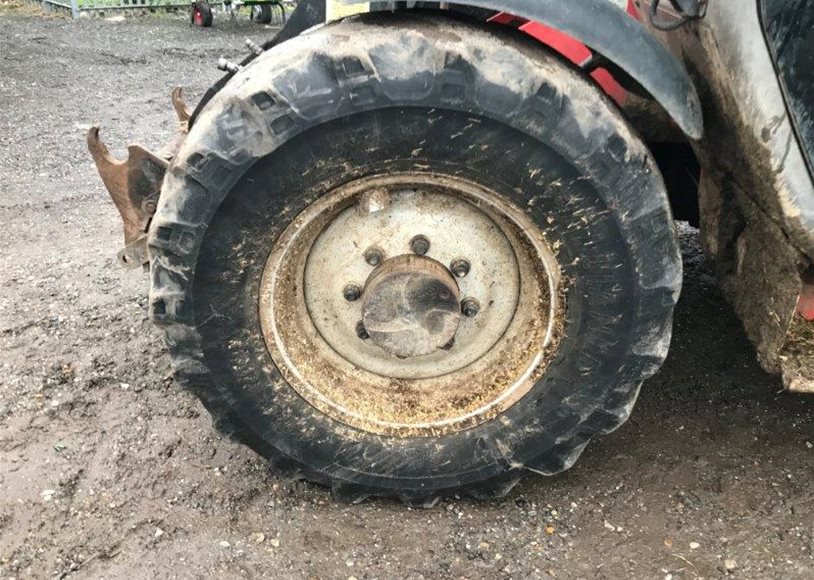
{"left": 356, "top": 321, "right": 370, "bottom": 340}
{"left": 461, "top": 298, "right": 480, "bottom": 318}
{"left": 364, "top": 246, "right": 384, "bottom": 267}
{"left": 450, "top": 259, "right": 470, "bottom": 278}
{"left": 441, "top": 337, "right": 455, "bottom": 351}
{"left": 343, "top": 283, "right": 362, "bottom": 302}
{"left": 410, "top": 235, "right": 430, "bottom": 255}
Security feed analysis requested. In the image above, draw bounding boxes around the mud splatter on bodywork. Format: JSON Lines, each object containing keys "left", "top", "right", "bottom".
{"left": 637, "top": 0, "right": 814, "bottom": 391}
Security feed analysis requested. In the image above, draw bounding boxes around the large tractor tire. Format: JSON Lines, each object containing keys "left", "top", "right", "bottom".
{"left": 149, "top": 14, "right": 681, "bottom": 505}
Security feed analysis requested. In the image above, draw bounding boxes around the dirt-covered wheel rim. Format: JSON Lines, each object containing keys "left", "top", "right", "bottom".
{"left": 259, "top": 173, "right": 564, "bottom": 437}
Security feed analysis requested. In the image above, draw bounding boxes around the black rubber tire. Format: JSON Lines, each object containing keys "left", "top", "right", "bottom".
{"left": 148, "top": 14, "right": 681, "bottom": 505}
{"left": 251, "top": 4, "right": 273, "bottom": 24}
{"left": 191, "top": 0, "right": 213, "bottom": 27}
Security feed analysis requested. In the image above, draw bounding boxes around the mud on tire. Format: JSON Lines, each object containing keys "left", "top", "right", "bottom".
{"left": 148, "top": 14, "right": 681, "bottom": 505}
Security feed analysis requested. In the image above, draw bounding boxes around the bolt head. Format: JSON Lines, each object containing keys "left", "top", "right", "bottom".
{"left": 364, "top": 247, "right": 384, "bottom": 267}
{"left": 461, "top": 298, "right": 480, "bottom": 318}
{"left": 343, "top": 283, "right": 362, "bottom": 302}
{"left": 410, "top": 235, "right": 430, "bottom": 256}
{"left": 450, "top": 259, "right": 470, "bottom": 278}
{"left": 142, "top": 200, "right": 157, "bottom": 215}
{"left": 355, "top": 321, "right": 370, "bottom": 340}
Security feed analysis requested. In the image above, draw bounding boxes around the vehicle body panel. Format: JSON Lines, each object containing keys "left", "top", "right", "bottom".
{"left": 760, "top": 0, "right": 814, "bottom": 179}
{"left": 635, "top": 0, "right": 814, "bottom": 390}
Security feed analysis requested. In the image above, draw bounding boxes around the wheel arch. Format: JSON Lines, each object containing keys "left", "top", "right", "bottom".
{"left": 189, "top": 0, "right": 703, "bottom": 140}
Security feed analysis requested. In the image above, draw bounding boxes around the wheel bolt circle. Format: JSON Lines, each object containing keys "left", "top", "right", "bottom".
{"left": 343, "top": 283, "right": 362, "bottom": 302}
{"left": 356, "top": 321, "right": 370, "bottom": 340}
{"left": 364, "top": 247, "right": 384, "bottom": 267}
{"left": 410, "top": 235, "right": 431, "bottom": 256}
{"left": 461, "top": 297, "right": 480, "bottom": 318}
{"left": 450, "top": 259, "right": 470, "bottom": 278}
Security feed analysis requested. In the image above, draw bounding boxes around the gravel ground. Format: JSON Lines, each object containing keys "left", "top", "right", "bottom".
{"left": 2, "top": 6, "right": 814, "bottom": 579}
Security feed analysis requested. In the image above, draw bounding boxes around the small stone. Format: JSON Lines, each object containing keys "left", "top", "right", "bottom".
{"left": 219, "top": 541, "right": 230, "bottom": 548}
{"left": 120, "top": 383, "right": 130, "bottom": 390}
{"left": 689, "top": 541, "right": 700, "bottom": 550}
{"left": 603, "top": 521, "right": 616, "bottom": 532}
{"left": 724, "top": 559, "right": 737, "bottom": 572}
{"left": 545, "top": 526, "right": 556, "bottom": 535}
{"left": 250, "top": 532, "right": 265, "bottom": 544}
{"left": 41, "top": 489, "right": 56, "bottom": 501}
{"left": 154, "top": 527, "right": 164, "bottom": 539}
{"left": 269, "top": 538, "right": 280, "bottom": 548}
{"left": 806, "top": 441, "right": 813, "bottom": 449}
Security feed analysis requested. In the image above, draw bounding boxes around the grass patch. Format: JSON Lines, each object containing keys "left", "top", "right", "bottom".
{"left": 76, "top": 0, "right": 190, "bottom": 7}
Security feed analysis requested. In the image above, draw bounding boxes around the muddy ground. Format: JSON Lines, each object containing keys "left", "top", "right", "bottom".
{"left": 1, "top": 5, "right": 814, "bottom": 579}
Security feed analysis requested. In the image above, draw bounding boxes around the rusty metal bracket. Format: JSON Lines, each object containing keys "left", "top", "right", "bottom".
{"left": 87, "top": 88, "right": 194, "bottom": 268}
{"left": 87, "top": 127, "right": 167, "bottom": 245}
{"left": 117, "top": 234, "right": 150, "bottom": 270}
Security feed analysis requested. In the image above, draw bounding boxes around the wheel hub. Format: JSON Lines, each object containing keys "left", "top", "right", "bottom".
{"left": 361, "top": 254, "right": 461, "bottom": 358}
{"left": 259, "top": 173, "right": 563, "bottom": 436}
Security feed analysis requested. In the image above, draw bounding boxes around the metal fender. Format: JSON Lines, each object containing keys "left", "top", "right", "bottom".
{"left": 190, "top": 0, "right": 703, "bottom": 140}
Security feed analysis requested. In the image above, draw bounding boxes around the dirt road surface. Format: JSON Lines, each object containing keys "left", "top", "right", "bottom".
{"left": 1, "top": 6, "right": 814, "bottom": 579}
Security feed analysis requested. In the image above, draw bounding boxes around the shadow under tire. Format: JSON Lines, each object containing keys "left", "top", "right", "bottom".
{"left": 148, "top": 14, "right": 682, "bottom": 505}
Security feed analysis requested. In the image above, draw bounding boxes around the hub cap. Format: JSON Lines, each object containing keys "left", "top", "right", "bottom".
{"left": 361, "top": 254, "right": 461, "bottom": 358}
{"left": 260, "top": 173, "right": 562, "bottom": 437}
